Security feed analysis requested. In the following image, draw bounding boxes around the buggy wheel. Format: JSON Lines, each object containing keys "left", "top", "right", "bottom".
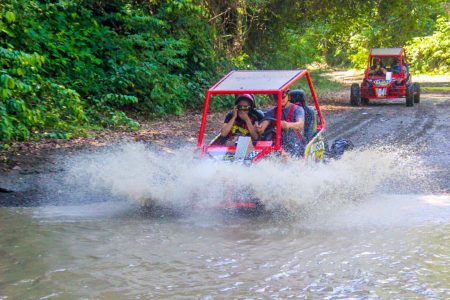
{"left": 350, "top": 83, "right": 361, "bottom": 106}
{"left": 405, "top": 84, "right": 414, "bottom": 107}
{"left": 413, "top": 83, "right": 420, "bottom": 103}
{"left": 362, "top": 98, "right": 369, "bottom": 105}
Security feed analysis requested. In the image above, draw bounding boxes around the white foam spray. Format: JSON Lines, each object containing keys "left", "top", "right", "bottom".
{"left": 63, "top": 142, "right": 429, "bottom": 219}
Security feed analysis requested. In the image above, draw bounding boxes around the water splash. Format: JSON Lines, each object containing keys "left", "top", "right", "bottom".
{"left": 62, "top": 142, "right": 429, "bottom": 218}
{"left": 303, "top": 193, "right": 450, "bottom": 230}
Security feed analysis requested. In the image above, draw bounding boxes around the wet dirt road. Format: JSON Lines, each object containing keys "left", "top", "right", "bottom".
{"left": 324, "top": 91, "right": 450, "bottom": 193}
{"left": 0, "top": 90, "right": 449, "bottom": 299}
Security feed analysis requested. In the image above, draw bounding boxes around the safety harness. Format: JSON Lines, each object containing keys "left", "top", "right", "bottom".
{"left": 285, "top": 104, "right": 306, "bottom": 145}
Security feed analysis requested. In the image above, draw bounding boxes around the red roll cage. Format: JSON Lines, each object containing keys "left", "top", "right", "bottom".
{"left": 197, "top": 70, "right": 325, "bottom": 158}
{"left": 365, "top": 47, "right": 409, "bottom": 79}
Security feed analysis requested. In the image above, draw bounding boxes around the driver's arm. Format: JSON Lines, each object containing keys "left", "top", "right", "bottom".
{"left": 281, "top": 118, "right": 304, "bottom": 131}
{"left": 256, "top": 119, "right": 271, "bottom": 135}
{"left": 243, "top": 118, "right": 260, "bottom": 141}
{"left": 220, "top": 109, "right": 237, "bottom": 137}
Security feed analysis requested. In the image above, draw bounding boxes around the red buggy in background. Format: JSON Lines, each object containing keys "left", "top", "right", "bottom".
{"left": 196, "top": 70, "right": 327, "bottom": 211}
{"left": 350, "top": 48, "right": 420, "bottom": 107}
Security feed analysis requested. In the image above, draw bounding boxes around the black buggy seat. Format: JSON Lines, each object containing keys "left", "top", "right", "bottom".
{"left": 289, "top": 89, "right": 317, "bottom": 142}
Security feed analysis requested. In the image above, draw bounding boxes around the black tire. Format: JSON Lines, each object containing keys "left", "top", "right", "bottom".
{"left": 406, "top": 84, "right": 414, "bottom": 107}
{"left": 350, "top": 83, "right": 361, "bottom": 106}
{"left": 413, "top": 82, "right": 420, "bottom": 103}
{"left": 362, "top": 98, "right": 369, "bottom": 105}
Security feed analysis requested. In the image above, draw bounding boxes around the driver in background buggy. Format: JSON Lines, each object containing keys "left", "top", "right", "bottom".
{"left": 369, "top": 58, "right": 387, "bottom": 76}
{"left": 256, "top": 90, "right": 305, "bottom": 158}
{"left": 216, "top": 94, "right": 263, "bottom": 146}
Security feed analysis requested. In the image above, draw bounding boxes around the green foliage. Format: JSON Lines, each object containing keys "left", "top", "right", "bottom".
{"left": 308, "top": 70, "right": 344, "bottom": 95}
{"left": 1, "top": 0, "right": 449, "bottom": 142}
{"left": 0, "top": 44, "right": 88, "bottom": 141}
{"left": 0, "top": 0, "right": 219, "bottom": 141}
{"left": 407, "top": 16, "right": 450, "bottom": 74}
{"left": 316, "top": 0, "right": 448, "bottom": 71}
{"left": 212, "top": 0, "right": 447, "bottom": 73}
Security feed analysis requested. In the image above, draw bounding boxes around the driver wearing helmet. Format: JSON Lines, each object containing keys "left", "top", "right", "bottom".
{"left": 369, "top": 58, "right": 387, "bottom": 76}
{"left": 219, "top": 94, "right": 263, "bottom": 146}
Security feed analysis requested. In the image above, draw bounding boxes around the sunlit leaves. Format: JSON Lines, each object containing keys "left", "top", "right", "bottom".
{"left": 4, "top": 11, "right": 15, "bottom": 23}
{"left": 407, "top": 16, "right": 450, "bottom": 74}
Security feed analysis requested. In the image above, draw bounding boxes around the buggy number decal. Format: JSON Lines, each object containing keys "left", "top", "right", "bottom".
{"left": 307, "top": 140, "right": 325, "bottom": 163}
{"left": 376, "top": 87, "right": 387, "bottom": 96}
{"left": 374, "top": 80, "right": 389, "bottom": 97}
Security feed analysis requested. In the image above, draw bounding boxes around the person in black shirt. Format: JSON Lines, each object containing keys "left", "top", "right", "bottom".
{"left": 369, "top": 58, "right": 387, "bottom": 76}
{"left": 219, "top": 94, "right": 263, "bottom": 146}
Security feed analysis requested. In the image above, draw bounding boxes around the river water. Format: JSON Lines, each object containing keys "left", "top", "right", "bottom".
{"left": 1, "top": 144, "right": 449, "bottom": 299}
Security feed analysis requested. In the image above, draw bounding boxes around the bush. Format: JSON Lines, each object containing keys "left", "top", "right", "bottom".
{"left": 0, "top": 44, "right": 88, "bottom": 140}
{"left": 407, "top": 16, "right": 450, "bottom": 74}
{"left": 0, "top": 0, "right": 220, "bottom": 141}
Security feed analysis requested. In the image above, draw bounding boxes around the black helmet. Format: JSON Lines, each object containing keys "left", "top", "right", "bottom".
{"left": 288, "top": 89, "right": 307, "bottom": 107}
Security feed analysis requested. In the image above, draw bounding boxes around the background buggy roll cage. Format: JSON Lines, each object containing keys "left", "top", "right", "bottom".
{"left": 366, "top": 48, "right": 409, "bottom": 78}
{"left": 197, "top": 70, "right": 326, "bottom": 151}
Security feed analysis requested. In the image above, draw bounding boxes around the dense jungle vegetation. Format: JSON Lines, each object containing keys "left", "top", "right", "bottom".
{"left": 0, "top": 0, "right": 449, "bottom": 141}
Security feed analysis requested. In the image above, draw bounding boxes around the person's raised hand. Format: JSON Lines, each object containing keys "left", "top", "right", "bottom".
{"left": 238, "top": 110, "right": 250, "bottom": 122}
{"left": 232, "top": 105, "right": 238, "bottom": 119}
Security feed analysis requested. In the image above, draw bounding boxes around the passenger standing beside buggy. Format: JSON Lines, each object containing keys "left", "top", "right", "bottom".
{"left": 218, "top": 94, "right": 263, "bottom": 146}
{"left": 256, "top": 91, "right": 305, "bottom": 157}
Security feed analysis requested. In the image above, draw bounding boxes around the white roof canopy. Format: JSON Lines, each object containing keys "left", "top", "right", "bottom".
{"left": 211, "top": 70, "right": 305, "bottom": 92}
{"left": 371, "top": 48, "right": 403, "bottom": 55}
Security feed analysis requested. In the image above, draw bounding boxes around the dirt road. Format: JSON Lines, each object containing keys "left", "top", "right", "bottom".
{"left": 323, "top": 91, "right": 449, "bottom": 193}
{"left": 313, "top": 71, "right": 450, "bottom": 192}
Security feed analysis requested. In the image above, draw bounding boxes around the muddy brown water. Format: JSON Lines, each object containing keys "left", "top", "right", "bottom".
{"left": 1, "top": 93, "right": 449, "bottom": 299}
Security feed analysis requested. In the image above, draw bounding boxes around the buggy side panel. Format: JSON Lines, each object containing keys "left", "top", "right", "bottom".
{"left": 304, "top": 129, "right": 325, "bottom": 163}
{"left": 304, "top": 105, "right": 318, "bottom": 142}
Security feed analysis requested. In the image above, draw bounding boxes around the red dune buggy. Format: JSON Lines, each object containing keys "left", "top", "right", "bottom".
{"left": 196, "top": 70, "right": 327, "bottom": 211}
{"left": 350, "top": 48, "right": 420, "bottom": 107}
